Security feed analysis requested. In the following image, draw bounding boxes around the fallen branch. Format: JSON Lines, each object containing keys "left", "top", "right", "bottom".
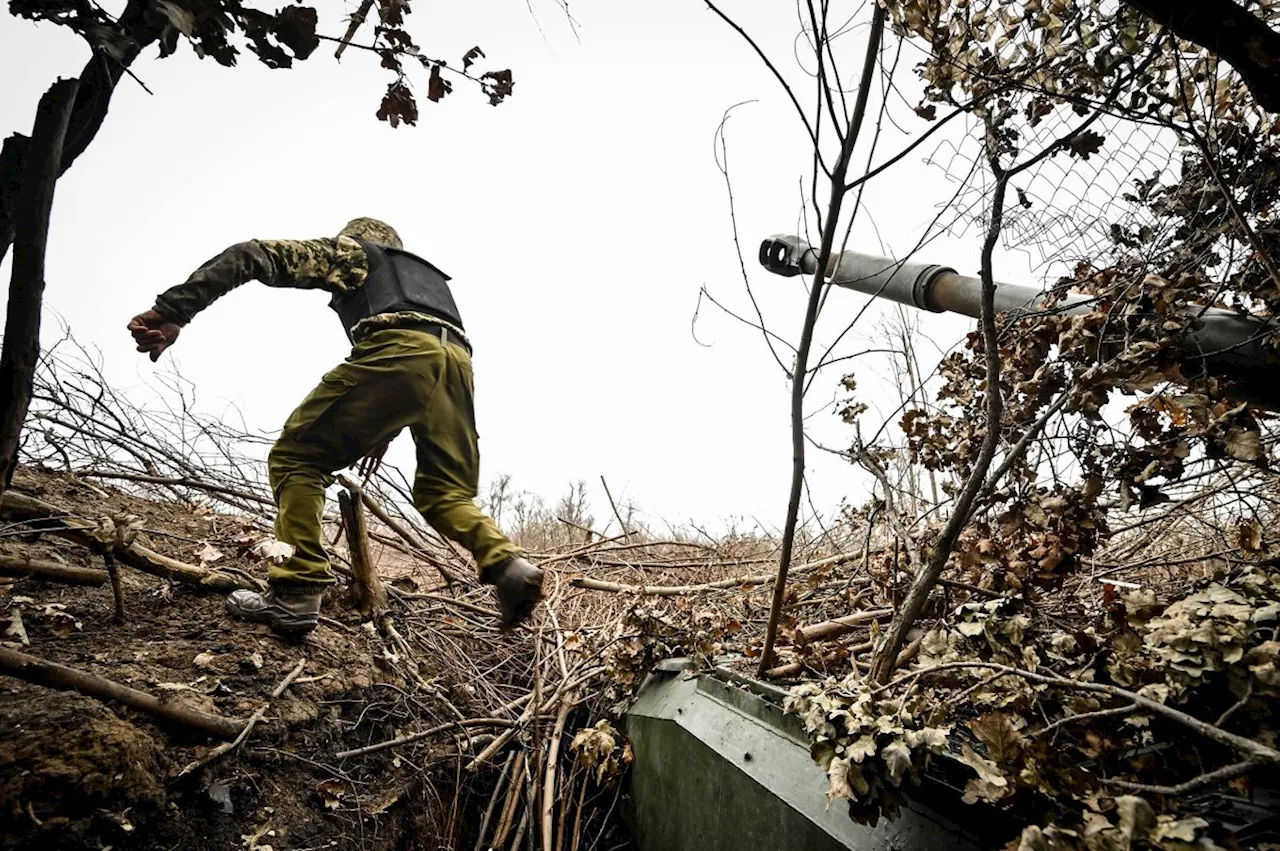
{"left": 77, "top": 469, "right": 273, "bottom": 507}
{"left": 176, "top": 657, "right": 307, "bottom": 777}
{"left": 764, "top": 640, "right": 874, "bottom": 679}
{"left": 1104, "top": 760, "right": 1260, "bottom": 797}
{"left": 794, "top": 608, "right": 892, "bottom": 645}
{"left": 334, "top": 717, "right": 518, "bottom": 760}
{"left": 892, "top": 634, "right": 923, "bottom": 671}
{"left": 0, "top": 552, "right": 105, "bottom": 585}
{"left": 876, "top": 661, "right": 1280, "bottom": 767}
{"left": 1035, "top": 703, "right": 1139, "bottom": 738}
{"left": 569, "top": 574, "right": 775, "bottom": 596}
{"left": 1, "top": 490, "right": 259, "bottom": 592}
{"left": 600, "top": 475, "right": 630, "bottom": 538}
{"left": 0, "top": 645, "right": 245, "bottom": 740}
{"left": 390, "top": 587, "right": 499, "bottom": 619}
{"left": 541, "top": 690, "right": 574, "bottom": 851}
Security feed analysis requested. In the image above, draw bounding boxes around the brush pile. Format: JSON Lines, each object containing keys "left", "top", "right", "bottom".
{"left": 0, "top": 340, "right": 867, "bottom": 850}
{"left": 7, "top": 337, "right": 1280, "bottom": 851}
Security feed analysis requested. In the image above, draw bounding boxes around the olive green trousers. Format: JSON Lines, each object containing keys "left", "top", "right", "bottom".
{"left": 266, "top": 327, "right": 520, "bottom": 586}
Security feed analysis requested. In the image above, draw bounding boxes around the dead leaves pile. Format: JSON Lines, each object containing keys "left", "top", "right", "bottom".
{"left": 784, "top": 681, "right": 950, "bottom": 825}
{"left": 784, "top": 567, "right": 1280, "bottom": 848}
{"left": 570, "top": 720, "right": 632, "bottom": 787}
{"left": 1114, "top": 567, "right": 1280, "bottom": 700}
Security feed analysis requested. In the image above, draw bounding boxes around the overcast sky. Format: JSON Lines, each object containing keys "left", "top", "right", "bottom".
{"left": 1, "top": 0, "right": 1079, "bottom": 534}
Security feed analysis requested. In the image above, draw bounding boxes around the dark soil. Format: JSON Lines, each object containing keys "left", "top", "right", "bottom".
{"left": 0, "top": 468, "right": 481, "bottom": 850}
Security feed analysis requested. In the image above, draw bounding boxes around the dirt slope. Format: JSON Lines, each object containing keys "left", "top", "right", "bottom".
{"left": 0, "top": 468, "right": 468, "bottom": 850}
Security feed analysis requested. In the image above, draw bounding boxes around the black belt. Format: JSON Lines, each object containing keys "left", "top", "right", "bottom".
{"left": 396, "top": 320, "right": 472, "bottom": 354}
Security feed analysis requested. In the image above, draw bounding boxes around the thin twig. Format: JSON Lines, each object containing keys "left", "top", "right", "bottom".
{"left": 176, "top": 657, "right": 307, "bottom": 777}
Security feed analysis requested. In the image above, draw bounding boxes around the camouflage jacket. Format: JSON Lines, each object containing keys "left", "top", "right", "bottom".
{"left": 152, "top": 238, "right": 469, "bottom": 345}
{"left": 153, "top": 237, "right": 368, "bottom": 326}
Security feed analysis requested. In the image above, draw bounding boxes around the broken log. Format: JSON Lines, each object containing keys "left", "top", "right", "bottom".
{"left": 0, "top": 490, "right": 258, "bottom": 592}
{"left": 0, "top": 645, "right": 245, "bottom": 739}
{"left": 0, "top": 552, "right": 106, "bottom": 585}
{"left": 794, "top": 608, "right": 894, "bottom": 645}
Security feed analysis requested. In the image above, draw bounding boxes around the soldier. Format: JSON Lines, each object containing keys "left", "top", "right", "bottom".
{"left": 127, "top": 217, "right": 544, "bottom": 636}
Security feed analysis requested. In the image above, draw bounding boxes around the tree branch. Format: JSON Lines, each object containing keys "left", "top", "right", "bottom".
{"left": 758, "top": 5, "right": 886, "bottom": 676}
{"left": 875, "top": 661, "right": 1280, "bottom": 767}
{"left": 1122, "top": 0, "right": 1280, "bottom": 113}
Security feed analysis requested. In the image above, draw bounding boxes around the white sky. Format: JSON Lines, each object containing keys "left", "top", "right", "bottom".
{"left": 1, "top": 1, "right": 1067, "bottom": 534}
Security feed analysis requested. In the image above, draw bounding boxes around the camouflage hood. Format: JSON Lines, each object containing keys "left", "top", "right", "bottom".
{"left": 338, "top": 217, "right": 403, "bottom": 249}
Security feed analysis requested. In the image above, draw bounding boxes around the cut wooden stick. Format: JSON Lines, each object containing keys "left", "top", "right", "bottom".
{"left": 569, "top": 774, "right": 586, "bottom": 851}
{"left": 336, "top": 472, "right": 464, "bottom": 587}
{"left": 475, "top": 752, "right": 517, "bottom": 851}
{"left": 176, "top": 657, "right": 307, "bottom": 777}
{"left": 0, "top": 646, "right": 244, "bottom": 739}
{"left": 338, "top": 485, "right": 387, "bottom": 617}
{"left": 511, "top": 805, "right": 531, "bottom": 851}
{"left": 0, "top": 553, "right": 105, "bottom": 585}
{"left": 794, "top": 608, "right": 893, "bottom": 645}
{"left": 492, "top": 750, "right": 526, "bottom": 848}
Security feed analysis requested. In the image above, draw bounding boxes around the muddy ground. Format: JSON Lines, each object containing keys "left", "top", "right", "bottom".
{"left": 0, "top": 468, "right": 518, "bottom": 850}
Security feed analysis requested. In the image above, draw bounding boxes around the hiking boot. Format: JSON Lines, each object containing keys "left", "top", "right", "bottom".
{"left": 489, "top": 556, "right": 544, "bottom": 629}
{"left": 226, "top": 584, "right": 322, "bottom": 637}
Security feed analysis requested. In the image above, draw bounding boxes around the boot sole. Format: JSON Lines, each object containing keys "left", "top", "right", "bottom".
{"left": 227, "top": 600, "right": 318, "bottom": 636}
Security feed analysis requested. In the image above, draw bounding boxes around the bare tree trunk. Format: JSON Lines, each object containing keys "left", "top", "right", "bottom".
{"left": 1121, "top": 0, "right": 1280, "bottom": 114}
{"left": 0, "top": 56, "right": 122, "bottom": 265}
{"left": 0, "top": 79, "right": 79, "bottom": 497}
{"left": 866, "top": 109, "right": 1110, "bottom": 682}
{"left": 866, "top": 163, "right": 1008, "bottom": 683}
{"left": 757, "top": 6, "right": 886, "bottom": 676}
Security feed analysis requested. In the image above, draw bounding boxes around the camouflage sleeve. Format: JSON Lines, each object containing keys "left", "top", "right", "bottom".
{"left": 152, "top": 237, "right": 369, "bottom": 326}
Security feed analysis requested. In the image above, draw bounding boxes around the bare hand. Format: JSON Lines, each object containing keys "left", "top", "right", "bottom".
{"left": 358, "top": 438, "right": 391, "bottom": 482}
{"left": 127, "top": 309, "right": 181, "bottom": 362}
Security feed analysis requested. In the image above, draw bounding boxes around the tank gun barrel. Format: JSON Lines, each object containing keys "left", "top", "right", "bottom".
{"left": 758, "top": 234, "right": 1280, "bottom": 410}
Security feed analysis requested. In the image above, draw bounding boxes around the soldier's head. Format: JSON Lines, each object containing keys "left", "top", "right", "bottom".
{"left": 339, "top": 217, "right": 403, "bottom": 249}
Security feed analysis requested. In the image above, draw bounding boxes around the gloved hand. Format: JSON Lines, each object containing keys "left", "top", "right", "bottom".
{"left": 127, "top": 309, "right": 181, "bottom": 362}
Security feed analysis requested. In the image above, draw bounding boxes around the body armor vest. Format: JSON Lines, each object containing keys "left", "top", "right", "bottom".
{"left": 329, "top": 241, "right": 464, "bottom": 341}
